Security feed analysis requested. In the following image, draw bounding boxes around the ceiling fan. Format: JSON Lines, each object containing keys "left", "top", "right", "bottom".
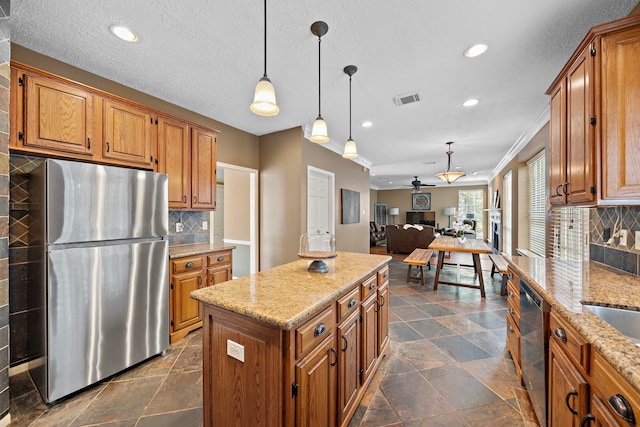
{"left": 408, "top": 176, "right": 435, "bottom": 192}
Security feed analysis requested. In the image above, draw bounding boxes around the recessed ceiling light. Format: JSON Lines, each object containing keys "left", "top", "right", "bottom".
{"left": 464, "top": 44, "right": 488, "bottom": 58}
{"left": 462, "top": 98, "right": 479, "bottom": 107}
{"left": 472, "top": 171, "right": 479, "bottom": 175}
{"left": 110, "top": 25, "right": 138, "bottom": 42}
{"left": 362, "top": 121, "right": 373, "bottom": 128}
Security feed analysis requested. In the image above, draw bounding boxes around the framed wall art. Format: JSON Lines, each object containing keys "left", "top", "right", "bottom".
{"left": 341, "top": 188, "right": 360, "bottom": 224}
{"left": 412, "top": 193, "right": 431, "bottom": 210}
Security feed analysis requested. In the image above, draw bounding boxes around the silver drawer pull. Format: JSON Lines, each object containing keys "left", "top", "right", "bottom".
{"left": 554, "top": 328, "right": 567, "bottom": 343}
{"left": 348, "top": 298, "right": 357, "bottom": 309}
{"left": 217, "top": 256, "right": 224, "bottom": 262}
{"left": 185, "top": 262, "right": 194, "bottom": 268}
{"left": 369, "top": 282, "right": 375, "bottom": 290}
{"left": 608, "top": 394, "right": 635, "bottom": 424}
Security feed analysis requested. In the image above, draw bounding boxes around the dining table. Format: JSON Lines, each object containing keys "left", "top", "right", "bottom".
{"left": 428, "top": 236, "right": 493, "bottom": 298}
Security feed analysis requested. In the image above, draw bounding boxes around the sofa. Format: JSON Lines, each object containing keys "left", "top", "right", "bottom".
{"left": 386, "top": 224, "right": 436, "bottom": 254}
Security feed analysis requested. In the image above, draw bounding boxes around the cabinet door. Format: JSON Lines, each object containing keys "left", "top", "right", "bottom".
{"left": 23, "top": 74, "right": 94, "bottom": 155}
{"left": 295, "top": 334, "right": 337, "bottom": 427}
{"left": 566, "top": 43, "right": 596, "bottom": 205}
{"left": 549, "top": 340, "right": 590, "bottom": 427}
{"left": 171, "top": 271, "right": 204, "bottom": 332}
{"left": 103, "top": 99, "right": 154, "bottom": 168}
{"left": 377, "top": 281, "right": 389, "bottom": 355}
{"left": 361, "top": 293, "right": 378, "bottom": 385}
{"left": 600, "top": 27, "right": 640, "bottom": 203}
{"left": 549, "top": 81, "right": 567, "bottom": 205}
{"left": 191, "top": 127, "right": 217, "bottom": 209}
{"left": 207, "top": 266, "right": 231, "bottom": 287}
{"left": 337, "top": 311, "right": 360, "bottom": 424}
{"left": 158, "top": 116, "right": 190, "bottom": 209}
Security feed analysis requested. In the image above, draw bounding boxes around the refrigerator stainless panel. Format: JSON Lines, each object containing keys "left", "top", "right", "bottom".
{"left": 41, "top": 239, "right": 169, "bottom": 403}
{"left": 44, "top": 159, "right": 168, "bottom": 244}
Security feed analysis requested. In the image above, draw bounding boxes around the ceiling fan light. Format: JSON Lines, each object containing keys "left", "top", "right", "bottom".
{"left": 310, "top": 117, "right": 329, "bottom": 143}
{"left": 342, "top": 138, "right": 358, "bottom": 158}
{"left": 250, "top": 77, "right": 279, "bottom": 116}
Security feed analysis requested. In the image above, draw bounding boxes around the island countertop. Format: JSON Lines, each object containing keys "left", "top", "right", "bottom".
{"left": 190, "top": 251, "right": 391, "bottom": 330}
{"left": 507, "top": 256, "right": 640, "bottom": 394}
{"left": 168, "top": 243, "right": 236, "bottom": 259}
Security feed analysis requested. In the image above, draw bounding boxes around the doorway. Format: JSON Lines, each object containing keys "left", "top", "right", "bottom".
{"left": 215, "top": 162, "right": 258, "bottom": 276}
{"left": 307, "top": 166, "right": 335, "bottom": 238}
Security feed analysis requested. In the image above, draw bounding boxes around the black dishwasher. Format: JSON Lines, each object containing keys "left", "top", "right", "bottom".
{"left": 520, "top": 278, "right": 551, "bottom": 426}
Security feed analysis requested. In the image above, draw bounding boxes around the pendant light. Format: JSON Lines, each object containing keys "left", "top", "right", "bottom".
{"left": 342, "top": 65, "right": 358, "bottom": 159}
{"left": 435, "top": 141, "right": 466, "bottom": 184}
{"left": 250, "top": 0, "right": 279, "bottom": 116}
{"left": 309, "top": 21, "right": 329, "bottom": 143}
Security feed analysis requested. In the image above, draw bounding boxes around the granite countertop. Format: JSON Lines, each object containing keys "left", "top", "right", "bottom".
{"left": 507, "top": 256, "right": 640, "bottom": 394}
{"left": 190, "top": 251, "right": 391, "bottom": 330}
{"left": 168, "top": 243, "right": 236, "bottom": 259}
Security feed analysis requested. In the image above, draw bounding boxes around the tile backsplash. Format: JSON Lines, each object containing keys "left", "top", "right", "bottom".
{"left": 168, "top": 210, "right": 210, "bottom": 245}
{"left": 590, "top": 206, "right": 640, "bottom": 275}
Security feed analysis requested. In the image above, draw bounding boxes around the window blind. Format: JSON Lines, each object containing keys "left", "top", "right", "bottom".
{"left": 527, "top": 151, "right": 546, "bottom": 256}
{"left": 458, "top": 189, "right": 484, "bottom": 238}
{"left": 503, "top": 171, "right": 512, "bottom": 255}
{"left": 549, "top": 207, "right": 589, "bottom": 261}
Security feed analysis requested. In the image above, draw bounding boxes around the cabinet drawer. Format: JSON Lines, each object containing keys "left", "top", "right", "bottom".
{"left": 337, "top": 287, "right": 360, "bottom": 323}
{"left": 295, "top": 306, "right": 335, "bottom": 359}
{"left": 361, "top": 274, "right": 378, "bottom": 300}
{"left": 172, "top": 256, "right": 204, "bottom": 274}
{"left": 550, "top": 310, "right": 590, "bottom": 374}
{"left": 377, "top": 265, "right": 390, "bottom": 286}
{"left": 507, "top": 268, "right": 520, "bottom": 307}
{"left": 506, "top": 312, "right": 520, "bottom": 365}
{"left": 592, "top": 353, "right": 640, "bottom": 426}
{"left": 208, "top": 251, "right": 231, "bottom": 267}
{"left": 507, "top": 296, "right": 520, "bottom": 330}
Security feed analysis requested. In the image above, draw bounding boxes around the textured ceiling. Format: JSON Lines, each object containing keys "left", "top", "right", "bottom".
{"left": 11, "top": 0, "right": 638, "bottom": 189}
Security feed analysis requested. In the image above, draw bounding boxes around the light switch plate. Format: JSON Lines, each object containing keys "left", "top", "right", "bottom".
{"left": 636, "top": 231, "right": 640, "bottom": 250}
{"left": 176, "top": 222, "right": 183, "bottom": 233}
{"left": 202, "top": 221, "right": 208, "bottom": 230}
{"left": 619, "top": 229, "right": 627, "bottom": 246}
{"left": 227, "top": 339, "right": 245, "bottom": 362}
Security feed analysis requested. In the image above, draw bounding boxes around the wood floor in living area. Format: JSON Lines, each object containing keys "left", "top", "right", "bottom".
{"left": 7, "top": 248, "right": 539, "bottom": 426}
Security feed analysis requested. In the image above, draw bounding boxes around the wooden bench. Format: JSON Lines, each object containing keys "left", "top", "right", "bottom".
{"left": 489, "top": 253, "right": 509, "bottom": 296}
{"left": 403, "top": 248, "right": 433, "bottom": 286}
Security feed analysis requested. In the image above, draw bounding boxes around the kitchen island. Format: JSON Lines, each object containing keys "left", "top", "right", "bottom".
{"left": 191, "top": 251, "right": 391, "bottom": 427}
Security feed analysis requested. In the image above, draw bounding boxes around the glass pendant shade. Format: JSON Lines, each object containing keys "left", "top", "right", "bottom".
{"left": 310, "top": 116, "right": 329, "bottom": 143}
{"left": 435, "top": 170, "right": 466, "bottom": 184}
{"left": 342, "top": 138, "right": 358, "bottom": 158}
{"left": 250, "top": 77, "right": 279, "bottom": 116}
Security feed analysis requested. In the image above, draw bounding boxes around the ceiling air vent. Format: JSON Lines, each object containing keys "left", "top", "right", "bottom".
{"left": 393, "top": 91, "right": 421, "bottom": 106}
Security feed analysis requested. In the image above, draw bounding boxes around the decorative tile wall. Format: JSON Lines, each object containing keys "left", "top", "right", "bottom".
{"left": 0, "top": 0, "right": 9, "bottom": 418}
{"left": 590, "top": 206, "right": 640, "bottom": 275}
{"left": 168, "top": 211, "right": 210, "bottom": 245}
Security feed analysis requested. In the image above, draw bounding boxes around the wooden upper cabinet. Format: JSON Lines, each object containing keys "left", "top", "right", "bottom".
{"left": 191, "top": 127, "right": 217, "bottom": 209}
{"left": 19, "top": 73, "right": 94, "bottom": 156}
{"left": 102, "top": 99, "right": 154, "bottom": 168}
{"left": 549, "top": 82, "right": 567, "bottom": 206}
{"left": 600, "top": 27, "right": 640, "bottom": 203}
{"left": 565, "top": 44, "right": 597, "bottom": 205}
{"left": 157, "top": 116, "right": 191, "bottom": 209}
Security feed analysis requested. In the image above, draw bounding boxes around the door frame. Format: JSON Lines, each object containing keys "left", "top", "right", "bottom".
{"left": 216, "top": 162, "right": 258, "bottom": 275}
{"left": 307, "top": 166, "right": 335, "bottom": 236}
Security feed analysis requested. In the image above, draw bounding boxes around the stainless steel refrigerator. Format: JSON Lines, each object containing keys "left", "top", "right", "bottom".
{"left": 28, "top": 159, "right": 169, "bottom": 403}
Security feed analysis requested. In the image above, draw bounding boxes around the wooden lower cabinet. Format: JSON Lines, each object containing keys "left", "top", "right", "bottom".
{"left": 549, "top": 339, "right": 590, "bottom": 426}
{"left": 170, "top": 249, "right": 232, "bottom": 343}
{"left": 295, "top": 333, "right": 337, "bottom": 427}
{"left": 505, "top": 266, "right": 522, "bottom": 383}
{"left": 200, "top": 263, "right": 389, "bottom": 427}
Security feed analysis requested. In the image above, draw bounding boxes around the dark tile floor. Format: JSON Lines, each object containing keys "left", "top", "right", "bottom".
{"left": 7, "top": 254, "right": 540, "bottom": 426}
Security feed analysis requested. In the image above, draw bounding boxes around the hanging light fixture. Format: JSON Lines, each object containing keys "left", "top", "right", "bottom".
{"left": 309, "top": 21, "right": 329, "bottom": 143}
{"left": 250, "top": 0, "right": 279, "bottom": 116}
{"left": 435, "top": 141, "right": 466, "bottom": 184}
{"left": 342, "top": 65, "right": 358, "bottom": 159}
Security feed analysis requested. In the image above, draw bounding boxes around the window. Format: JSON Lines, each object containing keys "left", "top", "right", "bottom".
{"left": 458, "top": 189, "right": 484, "bottom": 238}
{"left": 550, "top": 207, "right": 589, "bottom": 261}
{"left": 503, "top": 171, "right": 512, "bottom": 255}
{"left": 527, "top": 151, "right": 546, "bottom": 256}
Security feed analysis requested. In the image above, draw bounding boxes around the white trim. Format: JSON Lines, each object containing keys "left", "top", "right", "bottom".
{"left": 223, "top": 239, "right": 251, "bottom": 245}
{"left": 307, "top": 165, "right": 335, "bottom": 236}
{"left": 216, "top": 162, "right": 258, "bottom": 274}
{"left": 490, "top": 105, "right": 550, "bottom": 181}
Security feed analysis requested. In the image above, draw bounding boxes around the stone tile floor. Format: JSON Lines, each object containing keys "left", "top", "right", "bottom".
{"left": 7, "top": 255, "right": 540, "bottom": 426}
